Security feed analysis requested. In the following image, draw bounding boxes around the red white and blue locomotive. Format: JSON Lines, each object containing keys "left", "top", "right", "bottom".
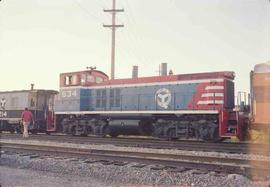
{"left": 49, "top": 65, "right": 244, "bottom": 141}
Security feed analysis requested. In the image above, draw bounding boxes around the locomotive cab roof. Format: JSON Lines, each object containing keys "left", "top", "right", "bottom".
{"left": 60, "top": 69, "right": 109, "bottom": 87}
{"left": 59, "top": 68, "right": 235, "bottom": 88}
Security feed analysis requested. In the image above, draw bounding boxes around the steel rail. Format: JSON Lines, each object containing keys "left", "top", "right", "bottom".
{"left": 1, "top": 142, "right": 270, "bottom": 180}
{"left": 1, "top": 133, "right": 270, "bottom": 156}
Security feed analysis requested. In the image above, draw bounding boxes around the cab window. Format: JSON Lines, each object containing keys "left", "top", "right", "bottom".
{"left": 81, "top": 74, "right": 86, "bottom": 84}
{"left": 96, "top": 77, "right": 103, "bottom": 83}
{"left": 87, "top": 75, "right": 95, "bottom": 82}
{"left": 65, "top": 75, "right": 77, "bottom": 85}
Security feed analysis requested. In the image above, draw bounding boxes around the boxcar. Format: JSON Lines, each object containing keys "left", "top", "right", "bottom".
{"left": 250, "top": 61, "right": 270, "bottom": 133}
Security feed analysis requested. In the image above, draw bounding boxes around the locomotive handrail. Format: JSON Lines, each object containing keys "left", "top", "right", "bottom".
{"left": 54, "top": 110, "right": 220, "bottom": 115}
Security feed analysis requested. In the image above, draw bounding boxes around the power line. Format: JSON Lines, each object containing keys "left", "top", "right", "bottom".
{"left": 71, "top": 0, "right": 101, "bottom": 22}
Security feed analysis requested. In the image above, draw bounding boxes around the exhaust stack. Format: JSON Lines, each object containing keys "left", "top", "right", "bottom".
{"left": 160, "top": 63, "right": 167, "bottom": 76}
{"left": 132, "top": 65, "right": 138, "bottom": 78}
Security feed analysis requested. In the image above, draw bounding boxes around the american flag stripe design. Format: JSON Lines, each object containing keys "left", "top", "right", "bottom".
{"left": 205, "top": 86, "right": 224, "bottom": 90}
{"left": 197, "top": 84, "right": 224, "bottom": 105}
{"left": 197, "top": 100, "right": 224, "bottom": 105}
{"left": 201, "top": 93, "right": 224, "bottom": 97}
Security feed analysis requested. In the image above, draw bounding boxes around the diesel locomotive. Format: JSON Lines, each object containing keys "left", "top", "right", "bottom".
{"left": 52, "top": 65, "right": 243, "bottom": 141}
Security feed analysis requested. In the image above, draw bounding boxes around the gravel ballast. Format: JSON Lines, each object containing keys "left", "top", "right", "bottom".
{"left": 1, "top": 138, "right": 270, "bottom": 186}
{"left": 1, "top": 150, "right": 270, "bottom": 187}
{"left": 0, "top": 166, "right": 110, "bottom": 187}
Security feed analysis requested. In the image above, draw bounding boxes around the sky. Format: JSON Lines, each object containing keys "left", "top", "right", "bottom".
{"left": 0, "top": 0, "right": 269, "bottom": 93}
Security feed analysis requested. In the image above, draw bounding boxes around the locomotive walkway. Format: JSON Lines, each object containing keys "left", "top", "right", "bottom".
{"left": 1, "top": 133, "right": 270, "bottom": 156}
{"left": 1, "top": 140, "right": 270, "bottom": 180}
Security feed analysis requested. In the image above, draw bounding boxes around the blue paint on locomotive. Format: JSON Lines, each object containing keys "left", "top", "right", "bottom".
{"left": 55, "top": 88, "right": 82, "bottom": 112}
{"left": 55, "top": 88, "right": 92, "bottom": 111}
{"left": 119, "top": 84, "right": 197, "bottom": 110}
{"left": 80, "top": 89, "right": 91, "bottom": 111}
{"left": 55, "top": 83, "right": 199, "bottom": 112}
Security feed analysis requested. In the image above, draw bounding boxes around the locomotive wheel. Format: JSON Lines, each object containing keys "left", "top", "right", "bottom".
{"left": 153, "top": 127, "right": 163, "bottom": 138}
{"left": 166, "top": 128, "right": 177, "bottom": 141}
{"left": 211, "top": 128, "right": 222, "bottom": 142}
{"left": 102, "top": 126, "right": 119, "bottom": 138}
{"left": 102, "top": 126, "right": 113, "bottom": 137}
{"left": 109, "top": 133, "right": 119, "bottom": 138}
{"left": 71, "top": 126, "right": 76, "bottom": 136}
{"left": 201, "top": 126, "right": 219, "bottom": 142}
{"left": 15, "top": 127, "right": 22, "bottom": 134}
{"left": 30, "top": 129, "right": 38, "bottom": 135}
{"left": 102, "top": 126, "right": 110, "bottom": 137}
{"left": 9, "top": 128, "right": 15, "bottom": 134}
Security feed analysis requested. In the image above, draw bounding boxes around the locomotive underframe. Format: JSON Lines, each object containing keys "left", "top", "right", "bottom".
{"left": 0, "top": 119, "right": 18, "bottom": 133}
{"left": 0, "top": 116, "right": 48, "bottom": 134}
{"left": 56, "top": 113, "right": 220, "bottom": 141}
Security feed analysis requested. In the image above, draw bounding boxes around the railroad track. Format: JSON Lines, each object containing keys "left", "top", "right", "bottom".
{"left": 1, "top": 133, "right": 270, "bottom": 156}
{"left": 1, "top": 141, "right": 270, "bottom": 180}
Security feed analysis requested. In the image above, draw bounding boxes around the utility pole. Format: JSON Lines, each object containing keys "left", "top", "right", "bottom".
{"left": 103, "top": 0, "right": 124, "bottom": 80}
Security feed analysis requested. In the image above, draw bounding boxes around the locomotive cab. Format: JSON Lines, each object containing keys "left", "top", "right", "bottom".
{"left": 60, "top": 68, "right": 109, "bottom": 88}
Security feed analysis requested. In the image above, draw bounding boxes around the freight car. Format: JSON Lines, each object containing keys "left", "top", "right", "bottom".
{"left": 0, "top": 87, "right": 58, "bottom": 133}
{"left": 53, "top": 66, "right": 245, "bottom": 141}
{"left": 250, "top": 61, "right": 270, "bottom": 140}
